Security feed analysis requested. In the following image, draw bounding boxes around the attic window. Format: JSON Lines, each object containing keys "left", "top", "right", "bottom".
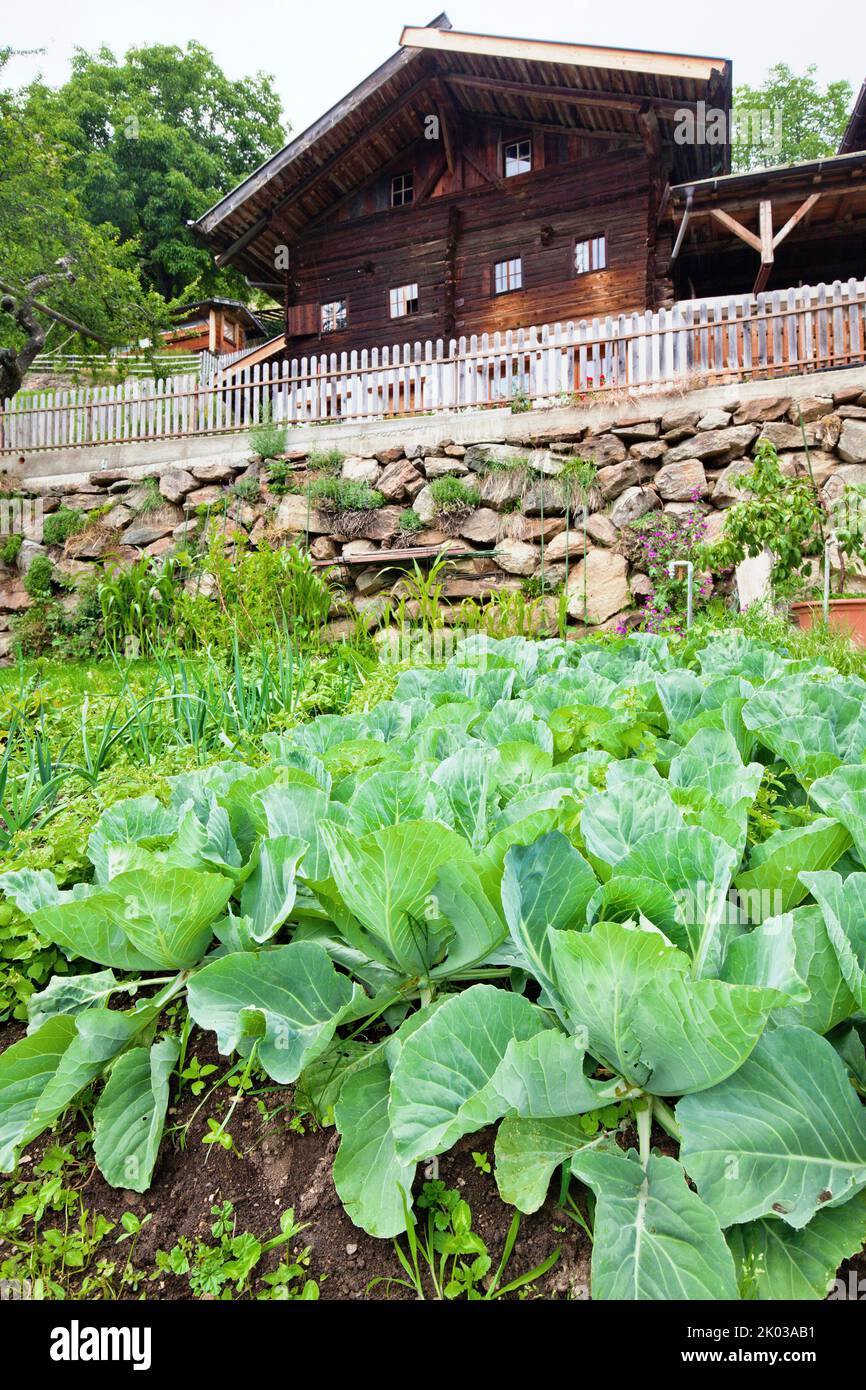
{"left": 574, "top": 235, "right": 607, "bottom": 275}
{"left": 504, "top": 139, "right": 532, "bottom": 177}
{"left": 391, "top": 172, "right": 414, "bottom": 207}
{"left": 389, "top": 283, "right": 419, "bottom": 318}
{"left": 321, "top": 300, "right": 347, "bottom": 333}
{"left": 494, "top": 257, "right": 523, "bottom": 294}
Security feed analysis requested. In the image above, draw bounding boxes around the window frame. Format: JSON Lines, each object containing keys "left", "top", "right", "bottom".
{"left": 320, "top": 298, "right": 348, "bottom": 334}
{"left": 390, "top": 171, "right": 414, "bottom": 207}
{"left": 388, "top": 283, "right": 420, "bottom": 318}
{"left": 503, "top": 137, "right": 532, "bottom": 179}
{"left": 493, "top": 256, "right": 523, "bottom": 296}
{"left": 573, "top": 233, "right": 608, "bottom": 277}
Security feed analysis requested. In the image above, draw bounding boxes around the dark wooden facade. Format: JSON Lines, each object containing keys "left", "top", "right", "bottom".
{"left": 282, "top": 139, "right": 659, "bottom": 355}
{"left": 196, "top": 19, "right": 732, "bottom": 357}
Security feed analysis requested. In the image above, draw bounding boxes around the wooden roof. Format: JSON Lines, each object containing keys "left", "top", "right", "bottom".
{"left": 195, "top": 16, "right": 731, "bottom": 286}
{"left": 664, "top": 151, "right": 866, "bottom": 292}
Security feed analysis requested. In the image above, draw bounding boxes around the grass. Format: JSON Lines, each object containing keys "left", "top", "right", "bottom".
{"left": 306, "top": 477, "right": 384, "bottom": 511}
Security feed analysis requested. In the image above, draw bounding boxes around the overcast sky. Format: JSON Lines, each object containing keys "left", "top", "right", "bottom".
{"left": 5, "top": 0, "right": 864, "bottom": 136}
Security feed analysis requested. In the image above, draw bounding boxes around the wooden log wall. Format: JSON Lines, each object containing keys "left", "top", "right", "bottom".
{"left": 275, "top": 116, "right": 654, "bottom": 357}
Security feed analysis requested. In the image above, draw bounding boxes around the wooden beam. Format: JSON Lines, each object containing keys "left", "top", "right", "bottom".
{"left": 463, "top": 148, "right": 503, "bottom": 189}
{"left": 400, "top": 26, "right": 729, "bottom": 83}
{"left": 214, "top": 212, "right": 270, "bottom": 269}
{"left": 220, "top": 335, "right": 286, "bottom": 381}
{"left": 429, "top": 78, "right": 458, "bottom": 175}
{"left": 637, "top": 103, "right": 662, "bottom": 159}
{"left": 458, "top": 108, "right": 643, "bottom": 143}
{"left": 413, "top": 153, "right": 448, "bottom": 204}
{"left": 772, "top": 192, "right": 822, "bottom": 249}
{"left": 443, "top": 71, "right": 696, "bottom": 119}
{"left": 709, "top": 207, "right": 762, "bottom": 254}
{"left": 752, "top": 200, "right": 774, "bottom": 293}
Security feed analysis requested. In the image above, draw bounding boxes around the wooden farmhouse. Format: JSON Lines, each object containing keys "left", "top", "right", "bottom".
{"left": 195, "top": 18, "right": 866, "bottom": 370}
{"left": 162, "top": 298, "right": 265, "bottom": 354}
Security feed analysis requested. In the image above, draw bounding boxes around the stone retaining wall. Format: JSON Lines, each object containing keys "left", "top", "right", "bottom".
{"left": 3, "top": 380, "right": 866, "bottom": 656}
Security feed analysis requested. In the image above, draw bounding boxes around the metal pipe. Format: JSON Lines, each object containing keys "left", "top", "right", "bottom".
{"left": 668, "top": 559, "right": 694, "bottom": 628}
{"left": 824, "top": 537, "right": 832, "bottom": 623}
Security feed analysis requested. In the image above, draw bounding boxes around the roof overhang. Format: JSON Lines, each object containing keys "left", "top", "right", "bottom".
{"left": 839, "top": 78, "right": 866, "bottom": 155}
{"left": 195, "top": 18, "right": 732, "bottom": 285}
{"left": 399, "top": 25, "right": 728, "bottom": 83}
{"left": 664, "top": 150, "right": 866, "bottom": 292}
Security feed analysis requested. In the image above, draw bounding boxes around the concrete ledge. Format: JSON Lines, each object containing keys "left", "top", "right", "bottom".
{"left": 9, "top": 363, "right": 866, "bottom": 489}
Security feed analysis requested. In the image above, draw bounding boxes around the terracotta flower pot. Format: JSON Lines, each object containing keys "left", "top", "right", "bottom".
{"left": 790, "top": 598, "right": 866, "bottom": 646}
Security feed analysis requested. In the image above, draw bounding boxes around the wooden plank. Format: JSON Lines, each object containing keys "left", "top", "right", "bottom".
{"left": 772, "top": 192, "right": 821, "bottom": 249}
{"left": 710, "top": 207, "right": 762, "bottom": 255}
{"left": 752, "top": 199, "right": 774, "bottom": 294}
{"left": 400, "top": 26, "right": 728, "bottom": 82}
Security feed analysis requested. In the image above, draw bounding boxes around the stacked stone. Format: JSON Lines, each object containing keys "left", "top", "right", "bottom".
{"left": 3, "top": 384, "right": 866, "bottom": 657}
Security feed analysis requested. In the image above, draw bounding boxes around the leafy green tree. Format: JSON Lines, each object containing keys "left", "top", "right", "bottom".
{"left": 732, "top": 64, "right": 852, "bottom": 171}
{"left": 0, "top": 50, "right": 171, "bottom": 401}
{"left": 23, "top": 42, "right": 286, "bottom": 299}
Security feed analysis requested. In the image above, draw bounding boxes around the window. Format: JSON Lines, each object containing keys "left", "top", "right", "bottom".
{"left": 391, "top": 172, "right": 414, "bottom": 207}
{"left": 504, "top": 139, "right": 532, "bottom": 177}
{"left": 389, "top": 283, "right": 419, "bottom": 318}
{"left": 574, "top": 235, "right": 607, "bottom": 275}
{"left": 494, "top": 257, "right": 523, "bottom": 294}
{"left": 321, "top": 300, "right": 347, "bottom": 333}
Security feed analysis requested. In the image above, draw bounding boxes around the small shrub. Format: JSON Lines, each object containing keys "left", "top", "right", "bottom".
{"left": 249, "top": 401, "right": 288, "bottom": 461}
{"left": 0, "top": 532, "right": 22, "bottom": 565}
{"left": 229, "top": 476, "right": 262, "bottom": 504}
{"left": 307, "top": 448, "right": 345, "bottom": 475}
{"left": 131, "top": 477, "right": 163, "bottom": 515}
{"left": 41, "top": 507, "right": 86, "bottom": 547}
{"left": 396, "top": 508, "right": 425, "bottom": 540}
{"left": 307, "top": 477, "right": 384, "bottom": 511}
{"left": 265, "top": 459, "right": 296, "bottom": 496}
{"left": 476, "top": 453, "right": 530, "bottom": 476}
{"left": 427, "top": 476, "right": 480, "bottom": 537}
{"left": 11, "top": 598, "right": 62, "bottom": 655}
{"left": 23, "top": 554, "right": 54, "bottom": 599}
{"left": 428, "top": 476, "right": 480, "bottom": 511}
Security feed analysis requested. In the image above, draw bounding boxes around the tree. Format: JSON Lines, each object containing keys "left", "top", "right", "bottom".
{"left": 732, "top": 64, "right": 852, "bottom": 172}
{"left": 0, "top": 51, "right": 172, "bottom": 401}
{"left": 23, "top": 42, "right": 287, "bottom": 300}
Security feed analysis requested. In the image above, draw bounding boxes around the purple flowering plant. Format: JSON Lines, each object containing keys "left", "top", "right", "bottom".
{"left": 618, "top": 490, "right": 711, "bottom": 636}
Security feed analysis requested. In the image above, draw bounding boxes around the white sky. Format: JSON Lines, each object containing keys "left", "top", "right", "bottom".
{"left": 4, "top": 0, "right": 865, "bottom": 137}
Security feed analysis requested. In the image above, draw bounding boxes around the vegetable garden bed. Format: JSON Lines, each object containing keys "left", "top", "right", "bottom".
{"left": 3, "top": 627, "right": 866, "bottom": 1301}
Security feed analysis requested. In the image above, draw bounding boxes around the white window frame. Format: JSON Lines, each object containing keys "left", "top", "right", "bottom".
{"left": 574, "top": 234, "right": 607, "bottom": 275}
{"left": 389, "top": 283, "right": 419, "bottom": 318}
{"left": 321, "top": 299, "right": 347, "bottom": 333}
{"left": 391, "top": 172, "right": 414, "bottom": 207}
{"left": 504, "top": 138, "right": 532, "bottom": 178}
{"left": 494, "top": 257, "right": 523, "bottom": 294}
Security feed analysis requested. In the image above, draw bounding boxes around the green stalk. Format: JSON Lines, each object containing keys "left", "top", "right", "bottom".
{"left": 652, "top": 1096, "right": 682, "bottom": 1143}
{"left": 636, "top": 1095, "right": 652, "bottom": 1166}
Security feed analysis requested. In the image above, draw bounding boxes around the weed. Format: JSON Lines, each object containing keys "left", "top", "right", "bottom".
{"left": 249, "top": 401, "right": 288, "bottom": 461}
{"left": 42, "top": 507, "right": 86, "bottom": 548}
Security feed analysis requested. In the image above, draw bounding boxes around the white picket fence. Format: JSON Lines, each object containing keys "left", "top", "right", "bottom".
{"left": 28, "top": 350, "right": 204, "bottom": 378}
{"left": 3, "top": 279, "right": 864, "bottom": 455}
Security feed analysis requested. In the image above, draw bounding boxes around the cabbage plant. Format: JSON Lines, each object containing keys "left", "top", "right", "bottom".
{"left": 3, "top": 630, "right": 866, "bottom": 1300}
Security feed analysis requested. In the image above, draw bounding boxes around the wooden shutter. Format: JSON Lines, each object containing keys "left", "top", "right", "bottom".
{"left": 287, "top": 303, "right": 318, "bottom": 337}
